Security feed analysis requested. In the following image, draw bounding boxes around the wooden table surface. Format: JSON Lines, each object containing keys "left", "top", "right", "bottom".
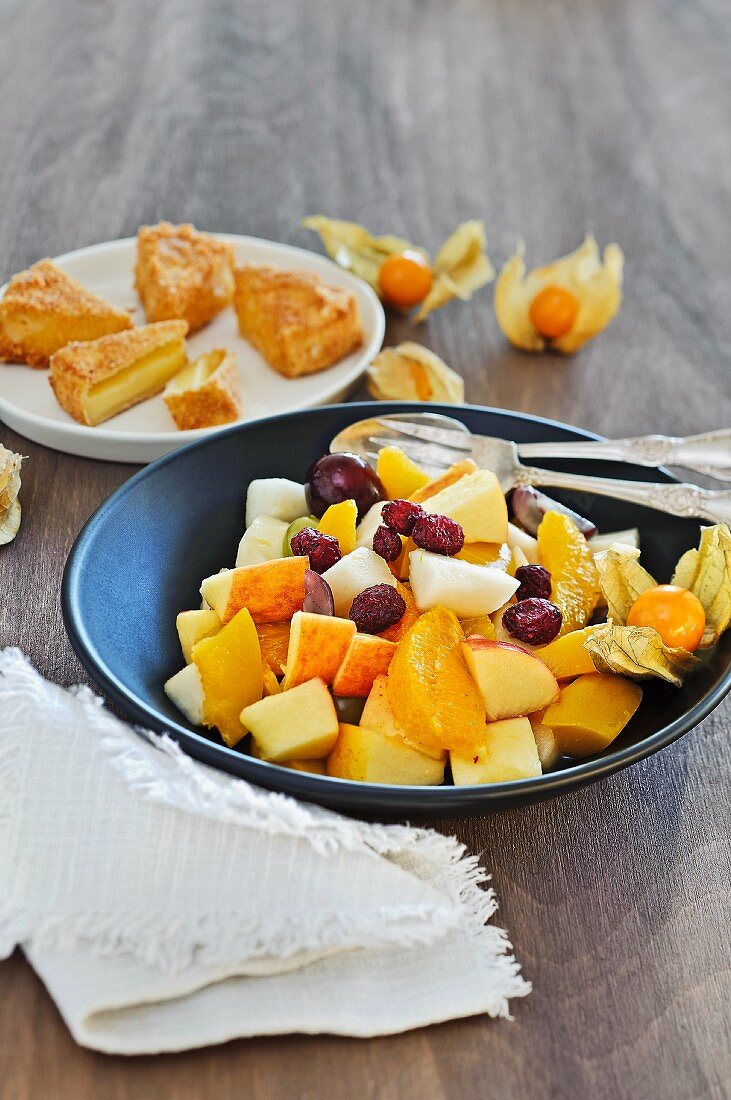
{"left": 1, "top": 1, "right": 730, "bottom": 1096}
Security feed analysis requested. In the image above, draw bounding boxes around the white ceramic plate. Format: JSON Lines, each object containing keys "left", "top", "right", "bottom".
{"left": 0, "top": 235, "right": 385, "bottom": 463}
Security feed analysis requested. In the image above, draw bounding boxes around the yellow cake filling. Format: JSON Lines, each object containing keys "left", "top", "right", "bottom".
{"left": 166, "top": 348, "right": 225, "bottom": 393}
{"left": 84, "top": 341, "right": 187, "bottom": 425}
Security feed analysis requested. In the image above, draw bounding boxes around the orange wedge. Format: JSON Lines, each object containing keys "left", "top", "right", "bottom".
{"left": 376, "top": 446, "right": 430, "bottom": 500}
{"left": 536, "top": 512, "right": 599, "bottom": 635}
{"left": 256, "top": 621, "right": 290, "bottom": 675}
{"left": 387, "top": 606, "right": 486, "bottom": 754}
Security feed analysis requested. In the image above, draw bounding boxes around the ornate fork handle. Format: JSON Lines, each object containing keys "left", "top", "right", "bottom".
{"left": 518, "top": 466, "right": 731, "bottom": 525}
{"left": 519, "top": 430, "right": 731, "bottom": 482}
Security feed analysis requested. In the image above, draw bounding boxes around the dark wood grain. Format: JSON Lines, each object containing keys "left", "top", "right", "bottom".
{"left": 1, "top": 0, "right": 730, "bottom": 1096}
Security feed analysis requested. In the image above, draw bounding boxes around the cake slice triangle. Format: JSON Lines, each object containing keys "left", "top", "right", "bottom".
{"left": 0, "top": 259, "right": 132, "bottom": 368}
{"left": 49, "top": 320, "right": 188, "bottom": 425}
{"left": 135, "top": 222, "right": 235, "bottom": 333}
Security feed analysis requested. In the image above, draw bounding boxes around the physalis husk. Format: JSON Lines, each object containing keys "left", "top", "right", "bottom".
{"left": 301, "top": 216, "right": 424, "bottom": 290}
{"left": 594, "top": 545, "right": 656, "bottom": 625}
{"left": 671, "top": 524, "right": 731, "bottom": 648}
{"left": 0, "top": 444, "right": 23, "bottom": 546}
{"left": 302, "top": 216, "right": 493, "bottom": 321}
{"left": 414, "top": 220, "right": 495, "bottom": 321}
{"left": 584, "top": 624, "right": 699, "bottom": 688}
{"left": 494, "top": 235, "right": 623, "bottom": 354}
{"left": 587, "top": 525, "right": 731, "bottom": 684}
{"left": 366, "top": 342, "right": 464, "bottom": 404}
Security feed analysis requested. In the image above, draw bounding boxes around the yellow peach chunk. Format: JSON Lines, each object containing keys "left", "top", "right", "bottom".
{"left": 376, "top": 446, "right": 430, "bottom": 500}
{"left": 327, "top": 723, "right": 445, "bottom": 785}
{"left": 542, "top": 672, "right": 643, "bottom": 757}
{"left": 192, "top": 608, "right": 263, "bottom": 747}
{"left": 534, "top": 625, "right": 603, "bottom": 680}
{"left": 318, "top": 499, "right": 358, "bottom": 555}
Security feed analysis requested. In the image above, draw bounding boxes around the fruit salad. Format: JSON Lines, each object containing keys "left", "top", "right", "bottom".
{"left": 164, "top": 444, "right": 731, "bottom": 786}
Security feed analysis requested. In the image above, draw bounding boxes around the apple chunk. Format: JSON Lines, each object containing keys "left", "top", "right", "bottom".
{"left": 422, "top": 469, "right": 508, "bottom": 544}
{"left": 409, "top": 549, "right": 519, "bottom": 619}
{"left": 528, "top": 709, "right": 561, "bottom": 769}
{"left": 461, "top": 637, "right": 559, "bottom": 720}
{"left": 451, "top": 717, "right": 542, "bottom": 785}
{"left": 327, "top": 723, "right": 445, "bottom": 785}
{"left": 249, "top": 740, "right": 325, "bottom": 774}
{"left": 176, "top": 608, "right": 221, "bottom": 663}
{"left": 282, "top": 610, "right": 356, "bottom": 689}
{"left": 240, "top": 677, "right": 339, "bottom": 762}
{"left": 164, "top": 662, "right": 205, "bottom": 726}
{"left": 201, "top": 556, "right": 309, "bottom": 623}
{"left": 332, "top": 634, "right": 396, "bottom": 697}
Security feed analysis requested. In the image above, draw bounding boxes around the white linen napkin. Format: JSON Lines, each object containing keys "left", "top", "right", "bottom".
{"left": 0, "top": 648, "right": 530, "bottom": 1054}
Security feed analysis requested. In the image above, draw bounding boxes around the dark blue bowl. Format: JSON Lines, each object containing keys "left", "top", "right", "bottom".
{"left": 62, "top": 403, "right": 731, "bottom": 817}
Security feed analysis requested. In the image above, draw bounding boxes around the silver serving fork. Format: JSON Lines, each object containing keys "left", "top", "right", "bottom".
{"left": 330, "top": 413, "right": 731, "bottom": 525}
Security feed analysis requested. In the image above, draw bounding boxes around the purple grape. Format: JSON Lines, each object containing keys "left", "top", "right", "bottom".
{"left": 305, "top": 453, "right": 385, "bottom": 521}
{"left": 510, "top": 487, "right": 597, "bottom": 539}
{"left": 302, "top": 569, "right": 334, "bottom": 616}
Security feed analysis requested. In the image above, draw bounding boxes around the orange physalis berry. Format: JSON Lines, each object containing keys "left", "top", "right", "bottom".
{"left": 627, "top": 585, "right": 706, "bottom": 652}
{"left": 529, "top": 285, "right": 580, "bottom": 339}
{"left": 378, "top": 251, "right": 433, "bottom": 309}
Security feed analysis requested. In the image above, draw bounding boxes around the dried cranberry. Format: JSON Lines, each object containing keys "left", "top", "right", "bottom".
{"left": 381, "top": 499, "right": 425, "bottom": 536}
{"left": 349, "top": 584, "right": 406, "bottom": 634}
{"left": 411, "top": 513, "right": 464, "bottom": 556}
{"left": 372, "top": 525, "right": 402, "bottom": 562}
{"left": 502, "top": 598, "right": 562, "bottom": 645}
{"left": 515, "top": 564, "right": 552, "bottom": 602}
{"left": 290, "top": 527, "right": 342, "bottom": 574}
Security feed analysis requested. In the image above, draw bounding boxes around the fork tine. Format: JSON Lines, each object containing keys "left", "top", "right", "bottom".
{"left": 368, "top": 435, "right": 454, "bottom": 471}
{"left": 375, "top": 417, "right": 472, "bottom": 452}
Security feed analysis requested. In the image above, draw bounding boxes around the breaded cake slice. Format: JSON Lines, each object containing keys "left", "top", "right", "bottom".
{"left": 233, "top": 265, "right": 363, "bottom": 378}
{"left": 164, "top": 348, "right": 241, "bottom": 430}
{"left": 0, "top": 259, "right": 132, "bottom": 368}
{"left": 49, "top": 320, "right": 188, "bottom": 426}
{"left": 135, "top": 223, "right": 235, "bottom": 333}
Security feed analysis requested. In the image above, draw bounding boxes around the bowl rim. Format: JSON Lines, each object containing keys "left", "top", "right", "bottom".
{"left": 61, "top": 401, "right": 731, "bottom": 813}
